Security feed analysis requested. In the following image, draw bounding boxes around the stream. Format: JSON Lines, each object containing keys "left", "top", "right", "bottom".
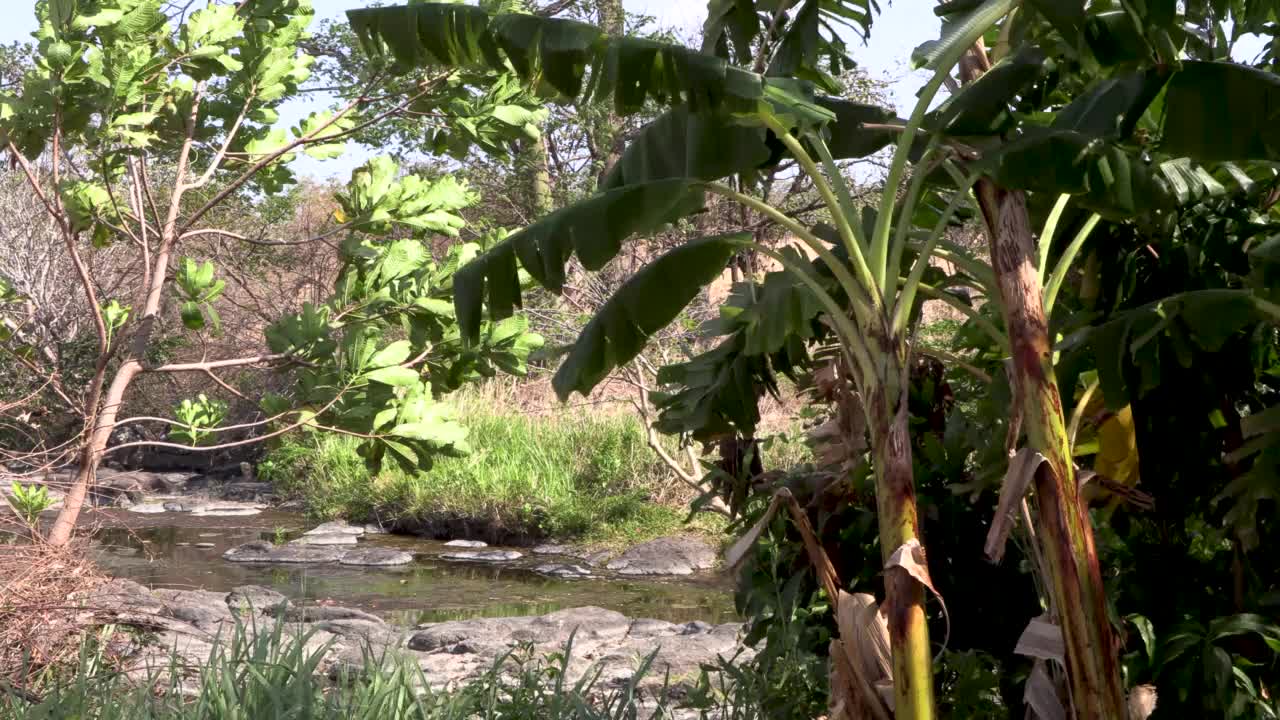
{"left": 85, "top": 508, "right": 738, "bottom": 626}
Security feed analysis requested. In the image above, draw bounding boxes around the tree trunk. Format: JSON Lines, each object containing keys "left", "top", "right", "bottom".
{"left": 860, "top": 341, "right": 936, "bottom": 719}
{"left": 45, "top": 361, "right": 141, "bottom": 546}
{"left": 517, "top": 137, "right": 553, "bottom": 219}
{"left": 975, "top": 182, "right": 1126, "bottom": 718}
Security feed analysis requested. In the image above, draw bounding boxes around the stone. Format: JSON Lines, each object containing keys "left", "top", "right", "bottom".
{"left": 440, "top": 549, "right": 522, "bottom": 562}
{"left": 153, "top": 589, "right": 234, "bottom": 630}
{"left": 362, "top": 523, "right": 388, "bottom": 535}
{"left": 223, "top": 540, "right": 345, "bottom": 564}
{"left": 339, "top": 547, "right": 413, "bottom": 566}
{"left": 305, "top": 520, "right": 366, "bottom": 536}
{"left": 534, "top": 563, "right": 593, "bottom": 579}
{"left": 221, "top": 482, "right": 273, "bottom": 502}
{"left": 191, "top": 503, "right": 262, "bottom": 517}
{"left": 284, "top": 605, "right": 385, "bottom": 624}
{"left": 531, "top": 543, "right": 572, "bottom": 555}
{"left": 443, "top": 539, "right": 487, "bottom": 548}
{"left": 226, "top": 585, "right": 289, "bottom": 616}
{"left": 605, "top": 536, "right": 718, "bottom": 577}
{"left": 194, "top": 542, "right": 215, "bottom": 548}
{"left": 292, "top": 533, "right": 359, "bottom": 546}
{"left": 127, "top": 502, "right": 168, "bottom": 514}
{"left": 162, "top": 502, "right": 187, "bottom": 512}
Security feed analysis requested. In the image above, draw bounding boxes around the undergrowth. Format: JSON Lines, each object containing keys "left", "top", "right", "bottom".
{"left": 259, "top": 402, "right": 726, "bottom": 545}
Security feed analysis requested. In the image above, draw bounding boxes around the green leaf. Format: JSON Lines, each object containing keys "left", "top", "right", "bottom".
{"left": 184, "top": 4, "right": 244, "bottom": 47}
{"left": 365, "top": 365, "right": 421, "bottom": 386}
{"left": 369, "top": 340, "right": 412, "bottom": 368}
{"left": 1160, "top": 61, "right": 1280, "bottom": 163}
{"left": 180, "top": 301, "right": 204, "bottom": 330}
{"left": 453, "top": 178, "right": 706, "bottom": 344}
{"left": 553, "top": 233, "right": 744, "bottom": 400}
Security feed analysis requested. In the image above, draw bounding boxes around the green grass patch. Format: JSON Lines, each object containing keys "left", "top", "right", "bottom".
{"left": 260, "top": 404, "right": 723, "bottom": 545}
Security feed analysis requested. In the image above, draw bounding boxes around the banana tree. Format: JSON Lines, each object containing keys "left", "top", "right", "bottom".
{"left": 347, "top": 2, "right": 1025, "bottom": 715}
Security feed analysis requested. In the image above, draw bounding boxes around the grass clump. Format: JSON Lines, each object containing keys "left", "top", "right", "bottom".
{"left": 260, "top": 403, "right": 721, "bottom": 545}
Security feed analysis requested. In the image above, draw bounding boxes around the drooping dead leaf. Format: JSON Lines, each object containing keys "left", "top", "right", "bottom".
{"left": 1014, "top": 614, "right": 1066, "bottom": 663}
{"left": 1127, "top": 684, "right": 1157, "bottom": 719}
{"left": 985, "top": 447, "right": 1046, "bottom": 563}
{"left": 884, "top": 538, "right": 950, "bottom": 656}
{"left": 1024, "top": 660, "right": 1067, "bottom": 720}
{"left": 724, "top": 487, "right": 841, "bottom": 601}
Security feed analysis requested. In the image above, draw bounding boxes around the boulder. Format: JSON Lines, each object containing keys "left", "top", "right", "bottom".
{"left": 440, "top": 549, "right": 523, "bottom": 562}
{"left": 284, "top": 605, "right": 385, "bottom": 624}
{"left": 223, "top": 540, "right": 346, "bottom": 564}
{"left": 605, "top": 536, "right": 718, "bottom": 577}
{"left": 443, "top": 539, "right": 487, "bottom": 548}
{"left": 190, "top": 502, "right": 262, "bottom": 517}
{"left": 154, "top": 589, "right": 234, "bottom": 630}
{"left": 339, "top": 547, "right": 413, "bottom": 566}
{"left": 127, "top": 502, "right": 169, "bottom": 514}
{"left": 226, "top": 585, "right": 289, "bottom": 616}
{"left": 221, "top": 482, "right": 274, "bottom": 502}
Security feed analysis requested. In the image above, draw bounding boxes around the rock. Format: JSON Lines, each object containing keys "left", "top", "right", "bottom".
{"left": 221, "top": 482, "right": 273, "bottom": 502}
{"left": 339, "top": 547, "right": 413, "bottom": 566}
{"left": 285, "top": 605, "right": 384, "bottom": 624}
{"left": 191, "top": 503, "right": 262, "bottom": 517}
{"left": 153, "top": 589, "right": 234, "bottom": 630}
{"left": 223, "top": 540, "right": 346, "bottom": 564}
{"left": 531, "top": 543, "right": 572, "bottom": 555}
{"left": 194, "top": 542, "right": 215, "bottom": 548}
{"left": 162, "top": 501, "right": 187, "bottom": 512}
{"left": 534, "top": 563, "right": 593, "bottom": 579}
{"left": 292, "top": 533, "right": 359, "bottom": 546}
{"left": 440, "top": 550, "right": 522, "bottom": 562}
{"left": 305, "top": 521, "right": 365, "bottom": 536}
{"left": 605, "top": 536, "right": 718, "bottom": 577}
{"left": 128, "top": 502, "right": 169, "bottom": 514}
{"left": 226, "top": 585, "right": 289, "bottom": 616}
{"left": 410, "top": 606, "right": 630, "bottom": 654}
{"left": 362, "top": 524, "right": 388, "bottom": 535}
{"left": 443, "top": 539, "right": 487, "bottom": 548}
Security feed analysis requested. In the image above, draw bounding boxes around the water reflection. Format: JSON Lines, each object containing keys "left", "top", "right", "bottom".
{"left": 88, "top": 513, "right": 737, "bottom": 626}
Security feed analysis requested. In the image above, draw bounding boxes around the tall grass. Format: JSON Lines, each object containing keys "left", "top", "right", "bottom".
{"left": 259, "top": 401, "right": 719, "bottom": 544}
{"left": 2, "top": 622, "right": 761, "bottom": 719}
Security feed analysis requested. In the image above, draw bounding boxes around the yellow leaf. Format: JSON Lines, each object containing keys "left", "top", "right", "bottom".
{"left": 333, "top": 207, "right": 348, "bottom": 223}
{"left": 1096, "top": 405, "right": 1139, "bottom": 488}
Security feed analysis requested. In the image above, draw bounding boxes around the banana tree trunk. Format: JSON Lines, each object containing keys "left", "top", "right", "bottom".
{"left": 975, "top": 182, "right": 1126, "bottom": 718}
{"left": 858, "top": 335, "right": 936, "bottom": 719}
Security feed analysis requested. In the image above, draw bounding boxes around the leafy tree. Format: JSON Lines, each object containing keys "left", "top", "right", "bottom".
{"left": 0, "top": 0, "right": 541, "bottom": 546}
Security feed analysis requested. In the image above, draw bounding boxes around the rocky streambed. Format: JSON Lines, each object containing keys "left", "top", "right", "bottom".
{"left": 85, "top": 577, "right": 752, "bottom": 710}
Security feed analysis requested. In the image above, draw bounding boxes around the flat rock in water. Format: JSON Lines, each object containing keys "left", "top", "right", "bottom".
{"left": 339, "top": 547, "right": 413, "bottom": 566}
{"left": 362, "top": 523, "right": 388, "bottom": 535}
{"left": 221, "top": 482, "right": 273, "bottom": 502}
{"left": 285, "top": 605, "right": 385, "bottom": 624}
{"left": 128, "top": 502, "right": 169, "bottom": 514}
{"left": 605, "top": 535, "right": 718, "bottom": 576}
{"left": 223, "top": 540, "right": 345, "bottom": 564}
{"left": 534, "top": 563, "right": 593, "bottom": 579}
{"left": 194, "top": 542, "right": 215, "bottom": 548}
{"left": 292, "top": 533, "right": 359, "bottom": 546}
{"left": 162, "top": 502, "right": 188, "bottom": 512}
{"left": 191, "top": 503, "right": 262, "bottom": 517}
{"left": 305, "top": 521, "right": 365, "bottom": 536}
{"left": 440, "top": 549, "right": 522, "bottom": 562}
{"left": 531, "top": 543, "right": 572, "bottom": 555}
{"left": 443, "top": 539, "right": 487, "bottom": 548}
{"left": 226, "top": 585, "right": 289, "bottom": 615}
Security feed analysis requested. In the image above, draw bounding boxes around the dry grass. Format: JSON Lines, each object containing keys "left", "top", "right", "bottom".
{"left": 0, "top": 533, "right": 105, "bottom": 685}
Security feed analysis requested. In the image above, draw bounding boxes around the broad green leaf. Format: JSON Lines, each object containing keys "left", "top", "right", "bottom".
{"left": 553, "top": 233, "right": 744, "bottom": 400}
{"left": 453, "top": 178, "right": 706, "bottom": 344}
{"left": 365, "top": 365, "right": 421, "bottom": 386}
{"left": 1161, "top": 61, "right": 1280, "bottom": 163}
{"left": 369, "top": 340, "right": 412, "bottom": 368}
{"left": 180, "top": 301, "right": 205, "bottom": 330}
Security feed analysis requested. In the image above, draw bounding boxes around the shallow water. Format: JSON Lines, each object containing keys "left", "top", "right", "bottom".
{"left": 86, "top": 508, "right": 738, "bottom": 626}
